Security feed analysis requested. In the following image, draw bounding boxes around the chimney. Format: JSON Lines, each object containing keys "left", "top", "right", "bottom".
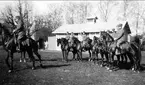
{"left": 86, "top": 16, "right": 98, "bottom": 24}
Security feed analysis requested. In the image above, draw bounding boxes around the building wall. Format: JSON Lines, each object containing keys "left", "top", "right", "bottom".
{"left": 47, "top": 36, "right": 57, "bottom": 50}
{"left": 88, "top": 33, "right": 100, "bottom": 39}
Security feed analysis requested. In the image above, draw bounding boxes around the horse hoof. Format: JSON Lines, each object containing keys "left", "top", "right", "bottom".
{"left": 106, "top": 67, "right": 110, "bottom": 70}
{"left": 8, "top": 70, "right": 12, "bottom": 73}
{"left": 32, "top": 67, "right": 36, "bottom": 70}
{"left": 132, "top": 68, "right": 135, "bottom": 71}
{"left": 20, "top": 60, "right": 22, "bottom": 62}
{"left": 109, "top": 70, "right": 112, "bottom": 72}
{"left": 24, "top": 60, "right": 26, "bottom": 63}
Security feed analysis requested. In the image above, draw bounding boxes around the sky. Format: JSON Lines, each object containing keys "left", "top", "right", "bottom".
{"left": 0, "top": 1, "right": 123, "bottom": 21}
{"left": 0, "top": 1, "right": 143, "bottom": 34}
{"left": 0, "top": 1, "right": 63, "bottom": 16}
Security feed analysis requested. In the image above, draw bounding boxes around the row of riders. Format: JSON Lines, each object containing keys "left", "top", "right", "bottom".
{"left": 57, "top": 22, "right": 142, "bottom": 72}
{"left": 0, "top": 15, "right": 142, "bottom": 73}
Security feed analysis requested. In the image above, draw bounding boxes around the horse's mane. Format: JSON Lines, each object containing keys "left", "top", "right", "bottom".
{"left": 101, "top": 31, "right": 114, "bottom": 42}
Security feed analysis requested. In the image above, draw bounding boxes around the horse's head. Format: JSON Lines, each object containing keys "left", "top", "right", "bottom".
{"left": 100, "top": 31, "right": 114, "bottom": 42}
{"left": 93, "top": 36, "right": 99, "bottom": 42}
{"left": 100, "top": 31, "right": 106, "bottom": 40}
{"left": 72, "top": 37, "right": 80, "bottom": 44}
{"left": 92, "top": 36, "right": 99, "bottom": 45}
{"left": 57, "top": 38, "right": 61, "bottom": 46}
{"left": 57, "top": 38, "right": 68, "bottom": 46}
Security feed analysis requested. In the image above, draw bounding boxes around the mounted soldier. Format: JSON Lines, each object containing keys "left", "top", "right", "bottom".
{"left": 65, "top": 31, "right": 70, "bottom": 40}
{"left": 82, "top": 31, "right": 88, "bottom": 46}
{"left": 68, "top": 32, "right": 75, "bottom": 46}
{"left": 13, "top": 16, "right": 26, "bottom": 52}
{"left": 115, "top": 22, "right": 131, "bottom": 54}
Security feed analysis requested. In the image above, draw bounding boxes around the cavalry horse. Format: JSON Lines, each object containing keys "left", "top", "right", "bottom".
{"left": 100, "top": 31, "right": 141, "bottom": 72}
{"left": 73, "top": 37, "right": 93, "bottom": 61}
{"left": 0, "top": 23, "right": 43, "bottom": 73}
{"left": 57, "top": 37, "right": 92, "bottom": 62}
{"left": 57, "top": 38, "right": 80, "bottom": 62}
{"left": 92, "top": 36, "right": 100, "bottom": 61}
{"left": 92, "top": 33, "right": 110, "bottom": 67}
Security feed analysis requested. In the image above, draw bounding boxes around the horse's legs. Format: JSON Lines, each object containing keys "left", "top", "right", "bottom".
{"left": 124, "top": 54, "right": 128, "bottom": 63}
{"left": 10, "top": 52, "right": 14, "bottom": 72}
{"left": 121, "top": 54, "right": 124, "bottom": 63}
{"left": 116, "top": 55, "right": 120, "bottom": 66}
{"left": 88, "top": 50, "right": 92, "bottom": 61}
{"left": 65, "top": 51, "right": 69, "bottom": 62}
{"left": 105, "top": 52, "right": 109, "bottom": 66}
{"left": 20, "top": 52, "right": 23, "bottom": 62}
{"left": 5, "top": 51, "right": 10, "bottom": 68}
{"left": 135, "top": 50, "right": 142, "bottom": 71}
{"left": 78, "top": 51, "right": 82, "bottom": 61}
{"left": 127, "top": 53, "right": 135, "bottom": 70}
{"left": 23, "top": 51, "right": 26, "bottom": 63}
{"left": 72, "top": 51, "right": 76, "bottom": 60}
{"left": 33, "top": 50, "right": 43, "bottom": 67}
{"left": 27, "top": 49, "right": 36, "bottom": 69}
{"left": 111, "top": 52, "right": 115, "bottom": 63}
{"left": 5, "top": 51, "right": 11, "bottom": 72}
{"left": 62, "top": 50, "right": 65, "bottom": 61}
{"left": 100, "top": 52, "right": 104, "bottom": 67}
{"left": 92, "top": 50, "right": 95, "bottom": 61}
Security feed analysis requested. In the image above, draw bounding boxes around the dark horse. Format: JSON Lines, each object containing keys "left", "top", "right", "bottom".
{"left": 92, "top": 34, "right": 110, "bottom": 67}
{"left": 57, "top": 38, "right": 80, "bottom": 62}
{"left": 71, "top": 37, "right": 93, "bottom": 61}
{"left": 92, "top": 36, "right": 100, "bottom": 61}
{"left": 0, "top": 23, "right": 43, "bottom": 73}
{"left": 100, "top": 31, "right": 141, "bottom": 72}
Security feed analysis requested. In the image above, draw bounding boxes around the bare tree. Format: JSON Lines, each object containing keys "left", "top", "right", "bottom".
{"left": 128, "top": 1, "right": 145, "bottom": 34}
{"left": 98, "top": 0, "right": 118, "bottom": 22}
{"left": 1, "top": 0, "right": 33, "bottom": 31}
{"left": 1, "top": 5, "right": 16, "bottom": 29}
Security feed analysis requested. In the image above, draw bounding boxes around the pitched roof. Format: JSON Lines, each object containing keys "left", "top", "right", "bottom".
{"left": 52, "top": 21, "right": 128, "bottom": 34}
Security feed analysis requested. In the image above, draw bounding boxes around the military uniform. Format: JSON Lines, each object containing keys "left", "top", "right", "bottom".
{"left": 69, "top": 32, "right": 75, "bottom": 42}
{"left": 116, "top": 22, "right": 131, "bottom": 47}
{"left": 82, "top": 32, "right": 88, "bottom": 46}
{"left": 115, "top": 22, "right": 131, "bottom": 54}
{"left": 14, "top": 19, "right": 25, "bottom": 40}
{"left": 13, "top": 17, "right": 25, "bottom": 51}
{"left": 66, "top": 34, "right": 70, "bottom": 40}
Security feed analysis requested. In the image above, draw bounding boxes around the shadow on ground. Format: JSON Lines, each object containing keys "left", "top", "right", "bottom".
{"left": 14, "top": 63, "right": 71, "bottom": 72}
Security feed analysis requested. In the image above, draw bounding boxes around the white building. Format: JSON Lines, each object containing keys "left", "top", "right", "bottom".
{"left": 47, "top": 17, "right": 131, "bottom": 51}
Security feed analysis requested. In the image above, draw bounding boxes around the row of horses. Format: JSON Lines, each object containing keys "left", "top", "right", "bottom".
{"left": 0, "top": 22, "right": 143, "bottom": 73}
{"left": 57, "top": 31, "right": 142, "bottom": 72}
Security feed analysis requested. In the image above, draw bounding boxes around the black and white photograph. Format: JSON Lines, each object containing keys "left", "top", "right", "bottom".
{"left": 0, "top": 0, "right": 145, "bottom": 85}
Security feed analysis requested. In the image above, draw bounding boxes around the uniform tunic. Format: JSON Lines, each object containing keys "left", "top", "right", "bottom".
{"left": 115, "top": 22, "right": 131, "bottom": 46}
{"left": 14, "top": 20, "right": 25, "bottom": 40}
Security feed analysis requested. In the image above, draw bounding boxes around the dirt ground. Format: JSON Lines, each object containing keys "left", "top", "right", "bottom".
{"left": 1, "top": 47, "right": 145, "bottom": 85}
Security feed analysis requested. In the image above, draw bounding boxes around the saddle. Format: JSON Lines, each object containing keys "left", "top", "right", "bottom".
{"left": 14, "top": 33, "right": 30, "bottom": 46}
